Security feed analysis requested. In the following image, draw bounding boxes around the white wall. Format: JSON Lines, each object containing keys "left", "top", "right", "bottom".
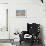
{"left": 0, "top": 0, "right": 8, "bottom": 3}
{"left": 0, "top": 0, "right": 13, "bottom": 46}
{"left": 0, "top": 4, "right": 9, "bottom": 39}
{"left": 8, "top": 0, "right": 46, "bottom": 46}
{"left": 0, "top": 0, "right": 46, "bottom": 46}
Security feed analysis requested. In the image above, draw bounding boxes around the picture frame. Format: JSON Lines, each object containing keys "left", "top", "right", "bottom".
{"left": 16, "top": 9, "right": 26, "bottom": 18}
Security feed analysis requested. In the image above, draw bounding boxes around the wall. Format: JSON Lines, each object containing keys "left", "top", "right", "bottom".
{"left": 0, "top": 0, "right": 46, "bottom": 46}
{"left": 0, "top": 0, "right": 8, "bottom": 3}
{"left": 8, "top": 0, "right": 46, "bottom": 46}
{"left": 0, "top": 3, "right": 9, "bottom": 39}
{"left": 0, "top": 0, "right": 13, "bottom": 46}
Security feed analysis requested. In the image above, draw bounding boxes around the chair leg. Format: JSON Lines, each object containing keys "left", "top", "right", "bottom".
{"left": 30, "top": 40, "right": 34, "bottom": 46}
{"left": 20, "top": 41, "right": 21, "bottom": 45}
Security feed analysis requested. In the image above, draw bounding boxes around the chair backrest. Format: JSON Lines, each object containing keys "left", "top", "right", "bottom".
{"left": 27, "top": 23, "right": 40, "bottom": 35}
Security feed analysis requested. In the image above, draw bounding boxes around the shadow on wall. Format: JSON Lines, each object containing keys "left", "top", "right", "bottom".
{"left": 40, "top": 25, "right": 45, "bottom": 46}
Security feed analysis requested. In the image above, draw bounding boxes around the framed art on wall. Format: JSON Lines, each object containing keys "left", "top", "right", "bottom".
{"left": 16, "top": 9, "right": 26, "bottom": 18}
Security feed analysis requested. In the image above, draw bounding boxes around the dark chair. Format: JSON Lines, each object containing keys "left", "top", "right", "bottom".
{"left": 19, "top": 23, "right": 40, "bottom": 45}
{"left": 27, "top": 23, "right": 40, "bottom": 43}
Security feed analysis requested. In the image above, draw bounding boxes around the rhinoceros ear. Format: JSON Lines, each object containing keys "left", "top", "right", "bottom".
{"left": 41, "top": 0, "right": 43, "bottom": 3}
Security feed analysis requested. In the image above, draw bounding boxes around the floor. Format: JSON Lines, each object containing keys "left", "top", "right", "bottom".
{"left": 19, "top": 41, "right": 43, "bottom": 46}
{"left": 0, "top": 40, "right": 43, "bottom": 46}
{"left": 0, "top": 43, "right": 13, "bottom": 46}
{"left": 0, "top": 41, "right": 43, "bottom": 46}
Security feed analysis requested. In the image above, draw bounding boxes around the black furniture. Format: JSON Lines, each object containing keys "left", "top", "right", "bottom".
{"left": 41, "top": 0, "right": 43, "bottom": 3}
{"left": 19, "top": 23, "right": 40, "bottom": 46}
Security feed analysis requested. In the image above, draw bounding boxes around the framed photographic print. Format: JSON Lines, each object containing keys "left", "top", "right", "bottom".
{"left": 16, "top": 10, "right": 26, "bottom": 17}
